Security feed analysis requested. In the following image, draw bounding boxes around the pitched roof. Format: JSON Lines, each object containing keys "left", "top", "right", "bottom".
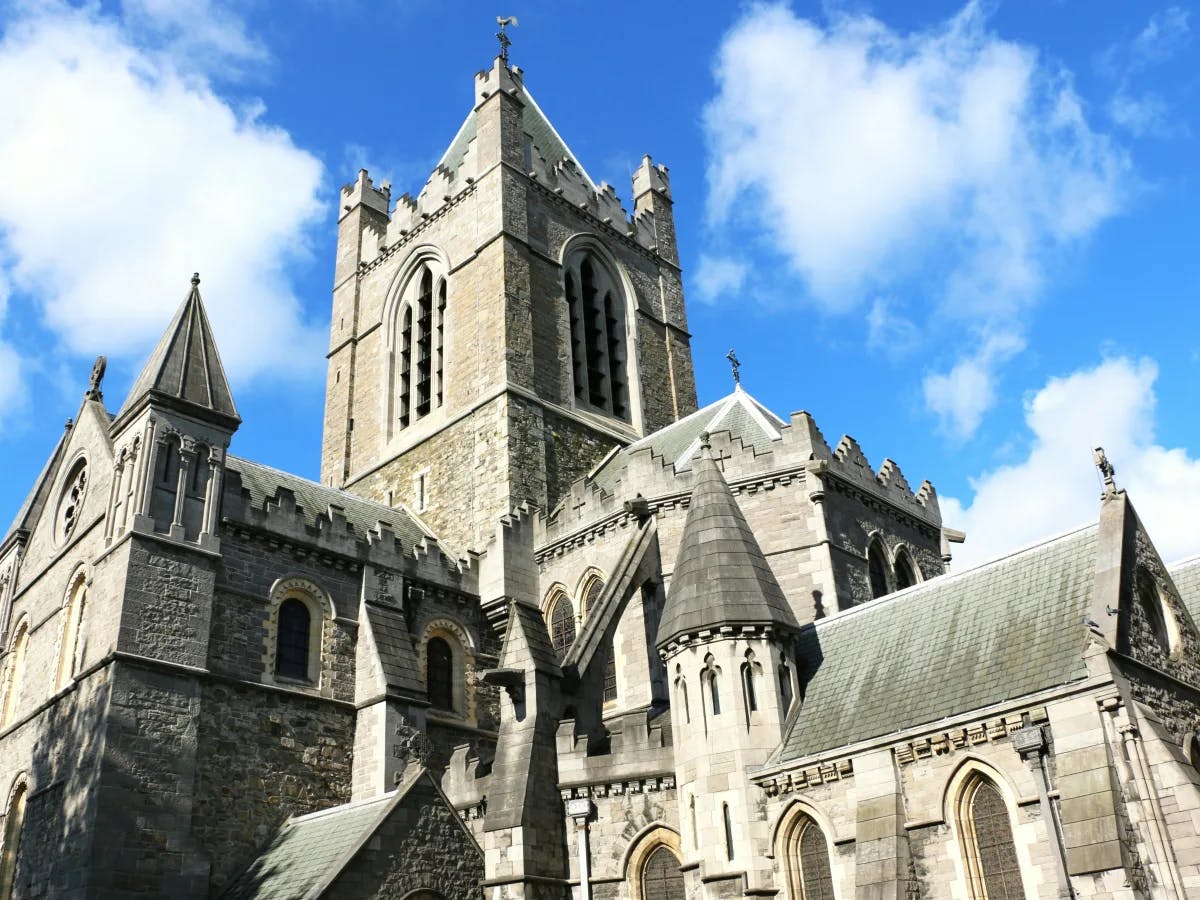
{"left": 1169, "top": 555, "right": 1200, "bottom": 624}
{"left": 657, "top": 441, "right": 800, "bottom": 648}
{"left": 116, "top": 274, "right": 239, "bottom": 427}
{"left": 363, "top": 602, "right": 425, "bottom": 697}
{"left": 437, "top": 81, "right": 595, "bottom": 187}
{"left": 590, "top": 386, "right": 785, "bottom": 496}
{"left": 774, "top": 525, "right": 1099, "bottom": 764}
{"left": 223, "top": 456, "right": 431, "bottom": 551}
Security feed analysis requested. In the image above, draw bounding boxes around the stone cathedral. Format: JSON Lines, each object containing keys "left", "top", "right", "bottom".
{"left": 1, "top": 46, "right": 1200, "bottom": 900}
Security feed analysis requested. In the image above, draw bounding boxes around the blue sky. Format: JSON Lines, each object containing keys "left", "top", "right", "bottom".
{"left": 0, "top": 0, "right": 1197, "bottom": 567}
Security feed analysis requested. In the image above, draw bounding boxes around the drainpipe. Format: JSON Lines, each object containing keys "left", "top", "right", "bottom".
{"left": 1011, "top": 724, "right": 1074, "bottom": 899}
{"left": 567, "top": 797, "right": 593, "bottom": 900}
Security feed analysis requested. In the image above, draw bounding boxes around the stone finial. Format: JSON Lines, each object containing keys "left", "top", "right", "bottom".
{"left": 1094, "top": 447, "right": 1117, "bottom": 495}
{"left": 190, "top": 272, "right": 200, "bottom": 288}
{"left": 86, "top": 354, "right": 107, "bottom": 401}
{"left": 699, "top": 431, "right": 711, "bottom": 451}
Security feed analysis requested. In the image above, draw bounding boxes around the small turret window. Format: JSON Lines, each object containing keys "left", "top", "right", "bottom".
{"left": 722, "top": 803, "right": 734, "bottom": 860}
{"left": 703, "top": 654, "right": 722, "bottom": 717}
{"left": 779, "top": 655, "right": 795, "bottom": 714}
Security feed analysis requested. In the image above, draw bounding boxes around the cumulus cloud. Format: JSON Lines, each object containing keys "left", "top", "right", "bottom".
{"left": 922, "top": 330, "right": 1024, "bottom": 439}
{"left": 693, "top": 254, "right": 749, "bottom": 303}
{"left": 704, "top": 2, "right": 1129, "bottom": 436}
{"left": 119, "top": 0, "right": 268, "bottom": 75}
{"left": 0, "top": 2, "right": 325, "bottom": 416}
{"left": 865, "top": 298, "right": 920, "bottom": 358}
{"left": 942, "top": 356, "right": 1200, "bottom": 569}
{"left": 705, "top": 2, "right": 1126, "bottom": 311}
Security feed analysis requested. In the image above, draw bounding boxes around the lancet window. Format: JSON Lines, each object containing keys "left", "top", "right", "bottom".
{"left": 957, "top": 774, "right": 1025, "bottom": 899}
{"left": 392, "top": 261, "right": 447, "bottom": 434}
{"left": 547, "top": 593, "right": 576, "bottom": 661}
{"left": 784, "top": 815, "right": 835, "bottom": 900}
{"left": 867, "top": 538, "right": 890, "bottom": 600}
{"left": 563, "top": 247, "right": 629, "bottom": 420}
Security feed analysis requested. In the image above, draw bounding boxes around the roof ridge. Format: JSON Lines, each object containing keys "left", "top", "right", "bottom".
{"left": 285, "top": 789, "right": 396, "bottom": 825}
{"left": 810, "top": 520, "right": 1100, "bottom": 632}
{"left": 227, "top": 455, "right": 399, "bottom": 515}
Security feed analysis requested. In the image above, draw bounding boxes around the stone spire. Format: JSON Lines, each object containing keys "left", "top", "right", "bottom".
{"left": 657, "top": 434, "right": 799, "bottom": 648}
{"left": 115, "top": 274, "right": 240, "bottom": 429}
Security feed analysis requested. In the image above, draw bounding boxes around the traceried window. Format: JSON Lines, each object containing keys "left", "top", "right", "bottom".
{"left": 959, "top": 776, "right": 1025, "bottom": 900}
{"left": 548, "top": 594, "right": 576, "bottom": 660}
{"left": 894, "top": 549, "right": 919, "bottom": 590}
{"left": 0, "top": 780, "right": 27, "bottom": 900}
{"left": 867, "top": 538, "right": 889, "bottom": 600}
{"left": 427, "top": 637, "right": 454, "bottom": 711}
{"left": 563, "top": 247, "right": 629, "bottom": 420}
{"left": 391, "top": 259, "right": 447, "bottom": 436}
{"left": 786, "top": 816, "right": 835, "bottom": 900}
{"left": 55, "top": 458, "right": 89, "bottom": 545}
{"left": 275, "top": 599, "right": 312, "bottom": 681}
{"left": 1135, "top": 567, "right": 1177, "bottom": 654}
{"left": 641, "top": 844, "right": 684, "bottom": 900}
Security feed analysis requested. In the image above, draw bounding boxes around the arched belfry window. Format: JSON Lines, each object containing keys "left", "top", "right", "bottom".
{"left": 563, "top": 245, "right": 629, "bottom": 420}
{"left": 390, "top": 256, "right": 448, "bottom": 436}
{"left": 957, "top": 773, "right": 1025, "bottom": 899}
{"left": 867, "top": 538, "right": 890, "bottom": 600}
{"left": 784, "top": 814, "right": 835, "bottom": 900}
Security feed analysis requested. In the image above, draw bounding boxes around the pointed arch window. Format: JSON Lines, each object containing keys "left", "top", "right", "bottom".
{"left": 391, "top": 258, "right": 448, "bottom": 436}
{"left": 674, "top": 665, "right": 690, "bottom": 724}
{"left": 867, "top": 538, "right": 890, "bottom": 600}
{"left": 0, "top": 623, "right": 29, "bottom": 729}
{"left": 56, "top": 574, "right": 88, "bottom": 691}
{"left": 784, "top": 815, "right": 835, "bottom": 900}
{"left": 741, "top": 649, "right": 760, "bottom": 728}
{"left": 779, "top": 655, "right": 795, "bottom": 714}
{"left": 702, "top": 654, "right": 722, "bottom": 718}
{"left": 894, "top": 549, "right": 919, "bottom": 590}
{"left": 0, "top": 780, "right": 27, "bottom": 900}
{"left": 427, "top": 637, "right": 454, "bottom": 712}
{"left": 547, "top": 594, "right": 576, "bottom": 661}
{"left": 563, "top": 246, "right": 629, "bottom": 420}
{"left": 641, "top": 844, "right": 684, "bottom": 900}
{"left": 151, "top": 435, "right": 182, "bottom": 533}
{"left": 958, "top": 775, "right": 1025, "bottom": 899}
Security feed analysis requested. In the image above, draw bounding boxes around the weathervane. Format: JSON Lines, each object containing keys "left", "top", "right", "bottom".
{"left": 726, "top": 348, "right": 741, "bottom": 386}
{"left": 496, "top": 16, "right": 518, "bottom": 64}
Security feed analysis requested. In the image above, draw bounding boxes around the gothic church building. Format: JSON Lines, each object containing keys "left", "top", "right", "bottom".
{"left": 1, "top": 50, "right": 1200, "bottom": 900}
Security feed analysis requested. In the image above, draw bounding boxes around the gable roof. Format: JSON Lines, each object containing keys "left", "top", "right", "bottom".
{"left": 590, "top": 386, "right": 785, "bottom": 496}
{"left": 657, "top": 441, "right": 799, "bottom": 648}
{"left": 116, "top": 274, "right": 239, "bottom": 428}
{"left": 774, "top": 524, "right": 1099, "bottom": 764}
{"left": 437, "top": 80, "right": 595, "bottom": 187}
{"left": 223, "top": 456, "right": 432, "bottom": 551}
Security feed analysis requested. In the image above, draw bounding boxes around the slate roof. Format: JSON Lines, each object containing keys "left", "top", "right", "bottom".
{"left": 657, "top": 442, "right": 800, "bottom": 648}
{"left": 590, "top": 386, "right": 785, "bottom": 496}
{"left": 224, "top": 456, "right": 431, "bottom": 550}
{"left": 1169, "top": 555, "right": 1200, "bottom": 624}
{"left": 117, "top": 275, "right": 239, "bottom": 425}
{"left": 364, "top": 602, "right": 424, "bottom": 695}
{"left": 438, "top": 81, "right": 595, "bottom": 186}
{"left": 774, "top": 525, "right": 1099, "bottom": 763}
{"left": 222, "top": 790, "right": 398, "bottom": 899}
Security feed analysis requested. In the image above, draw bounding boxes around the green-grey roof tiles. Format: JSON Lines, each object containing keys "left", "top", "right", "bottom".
{"left": 365, "top": 602, "right": 424, "bottom": 695}
{"left": 222, "top": 790, "right": 396, "bottom": 899}
{"left": 117, "top": 275, "right": 239, "bottom": 425}
{"left": 224, "top": 456, "right": 430, "bottom": 550}
{"left": 775, "top": 525, "right": 1099, "bottom": 763}
{"left": 590, "top": 387, "right": 784, "bottom": 496}
{"left": 657, "top": 443, "right": 800, "bottom": 647}
{"left": 1170, "top": 556, "right": 1200, "bottom": 624}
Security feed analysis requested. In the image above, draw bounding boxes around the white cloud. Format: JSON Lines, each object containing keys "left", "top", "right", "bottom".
{"left": 865, "top": 297, "right": 919, "bottom": 358}
{"left": 922, "top": 330, "right": 1024, "bottom": 439}
{"left": 693, "top": 254, "right": 748, "bottom": 303}
{"left": 942, "top": 356, "right": 1200, "bottom": 569}
{"left": 1109, "top": 91, "right": 1172, "bottom": 138}
{"left": 0, "top": 3, "right": 325, "bottom": 415}
{"left": 705, "top": 2, "right": 1126, "bottom": 312}
{"left": 119, "top": 0, "right": 268, "bottom": 75}
{"left": 1131, "top": 6, "right": 1191, "bottom": 69}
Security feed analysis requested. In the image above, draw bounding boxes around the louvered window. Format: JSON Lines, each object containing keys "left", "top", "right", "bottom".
{"left": 563, "top": 249, "right": 628, "bottom": 420}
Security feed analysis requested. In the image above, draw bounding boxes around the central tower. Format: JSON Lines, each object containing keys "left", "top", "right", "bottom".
{"left": 322, "top": 55, "right": 697, "bottom": 552}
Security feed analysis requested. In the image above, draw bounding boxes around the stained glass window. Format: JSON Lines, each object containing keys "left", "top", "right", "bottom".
{"left": 549, "top": 596, "right": 575, "bottom": 660}
{"left": 796, "top": 821, "right": 834, "bottom": 900}
{"left": 970, "top": 782, "right": 1024, "bottom": 899}
{"left": 641, "top": 845, "right": 684, "bottom": 900}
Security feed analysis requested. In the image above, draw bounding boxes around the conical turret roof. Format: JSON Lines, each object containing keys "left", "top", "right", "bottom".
{"left": 115, "top": 274, "right": 240, "bottom": 428}
{"left": 657, "top": 436, "right": 800, "bottom": 648}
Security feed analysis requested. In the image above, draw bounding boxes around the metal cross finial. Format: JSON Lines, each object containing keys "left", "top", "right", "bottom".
{"left": 1094, "top": 446, "right": 1117, "bottom": 495}
{"left": 726, "top": 348, "right": 741, "bottom": 386}
{"left": 496, "top": 16, "right": 518, "bottom": 64}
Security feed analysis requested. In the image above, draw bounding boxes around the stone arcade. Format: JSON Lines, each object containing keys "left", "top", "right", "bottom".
{"left": 1, "top": 47, "right": 1199, "bottom": 900}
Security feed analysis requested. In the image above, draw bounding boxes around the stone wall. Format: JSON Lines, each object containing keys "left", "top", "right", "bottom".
{"left": 191, "top": 678, "right": 355, "bottom": 892}
{"left": 324, "top": 774, "right": 484, "bottom": 899}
